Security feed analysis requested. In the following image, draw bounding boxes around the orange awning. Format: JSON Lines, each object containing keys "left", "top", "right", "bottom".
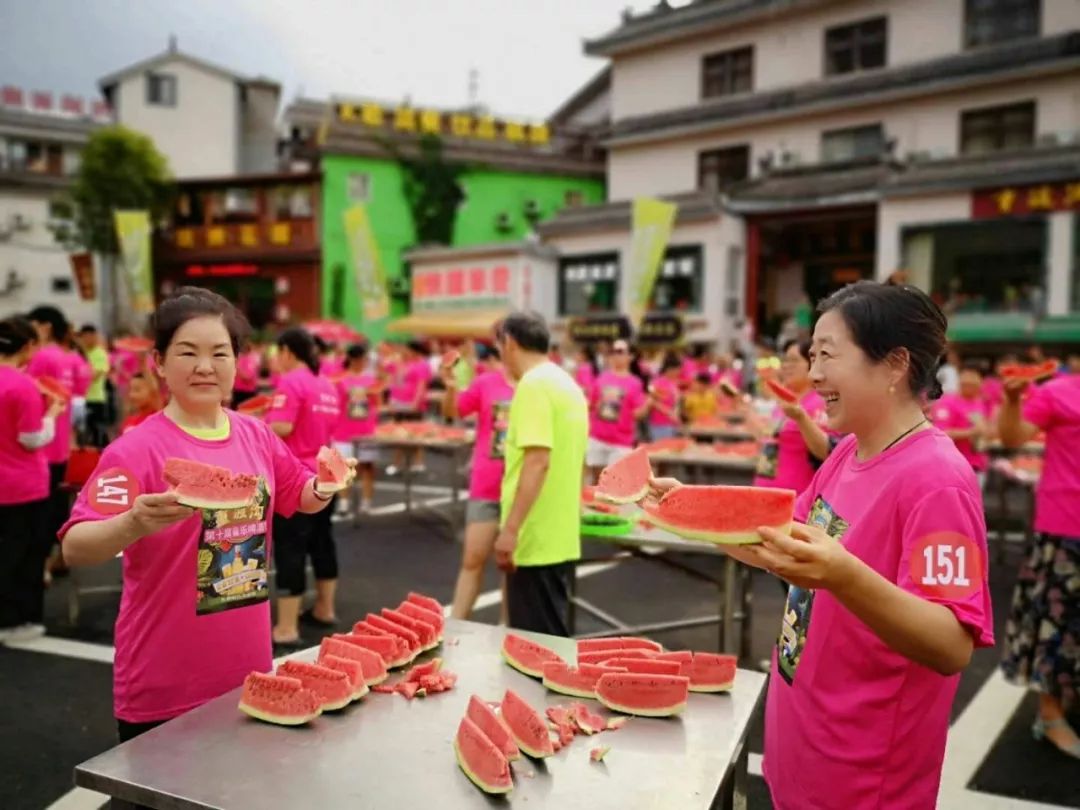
{"left": 385, "top": 308, "right": 508, "bottom": 339}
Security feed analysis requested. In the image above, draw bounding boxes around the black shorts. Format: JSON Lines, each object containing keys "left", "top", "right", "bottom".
{"left": 273, "top": 506, "right": 338, "bottom": 596}
{"left": 506, "top": 562, "right": 574, "bottom": 637}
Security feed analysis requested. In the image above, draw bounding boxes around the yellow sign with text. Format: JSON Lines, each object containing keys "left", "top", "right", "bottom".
{"left": 626, "top": 198, "right": 677, "bottom": 330}
{"left": 343, "top": 204, "right": 390, "bottom": 322}
{"left": 335, "top": 102, "right": 550, "bottom": 146}
{"left": 113, "top": 210, "right": 153, "bottom": 314}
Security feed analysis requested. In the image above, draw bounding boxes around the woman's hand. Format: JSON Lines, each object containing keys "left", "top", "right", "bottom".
{"left": 128, "top": 493, "right": 196, "bottom": 537}
{"left": 754, "top": 522, "right": 856, "bottom": 590}
{"left": 45, "top": 393, "right": 66, "bottom": 419}
{"left": 778, "top": 400, "right": 805, "bottom": 420}
{"left": 1003, "top": 377, "right": 1029, "bottom": 404}
{"left": 646, "top": 476, "right": 682, "bottom": 500}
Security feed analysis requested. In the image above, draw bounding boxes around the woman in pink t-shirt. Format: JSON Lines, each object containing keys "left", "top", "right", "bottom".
{"left": 333, "top": 343, "right": 381, "bottom": 514}
{"left": 587, "top": 339, "right": 649, "bottom": 479}
{"left": 999, "top": 369, "right": 1080, "bottom": 759}
{"left": 645, "top": 354, "right": 682, "bottom": 441}
{"left": 441, "top": 352, "right": 514, "bottom": 620}
{"left": 571, "top": 345, "right": 598, "bottom": 396}
{"left": 232, "top": 344, "right": 262, "bottom": 407}
{"left": 931, "top": 364, "right": 991, "bottom": 484}
{"left": 61, "top": 287, "right": 335, "bottom": 745}
{"left": 0, "top": 316, "right": 64, "bottom": 643}
{"left": 653, "top": 282, "right": 995, "bottom": 809}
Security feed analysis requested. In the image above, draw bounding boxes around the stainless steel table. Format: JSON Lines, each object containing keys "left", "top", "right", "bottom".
{"left": 685, "top": 426, "right": 756, "bottom": 444}
{"left": 74, "top": 619, "right": 767, "bottom": 810}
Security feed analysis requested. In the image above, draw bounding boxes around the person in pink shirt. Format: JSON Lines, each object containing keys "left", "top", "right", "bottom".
{"left": 654, "top": 281, "right": 994, "bottom": 809}
{"left": 387, "top": 340, "right": 432, "bottom": 475}
{"left": 332, "top": 343, "right": 381, "bottom": 514}
{"left": 571, "top": 345, "right": 598, "bottom": 396}
{"left": 931, "top": 364, "right": 991, "bottom": 484}
{"left": 232, "top": 343, "right": 262, "bottom": 408}
{"left": 586, "top": 339, "right": 649, "bottom": 480}
{"left": 60, "top": 287, "right": 335, "bottom": 744}
{"left": 645, "top": 354, "right": 682, "bottom": 441}
{"left": 999, "top": 365, "right": 1080, "bottom": 759}
{"left": 441, "top": 350, "right": 515, "bottom": 620}
{"left": 0, "top": 316, "right": 64, "bottom": 643}
{"left": 265, "top": 327, "right": 343, "bottom": 646}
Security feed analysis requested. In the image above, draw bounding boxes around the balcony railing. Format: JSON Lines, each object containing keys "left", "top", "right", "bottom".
{"left": 156, "top": 219, "right": 317, "bottom": 253}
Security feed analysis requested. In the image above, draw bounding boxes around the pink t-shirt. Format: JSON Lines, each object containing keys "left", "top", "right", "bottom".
{"left": 981, "top": 377, "right": 1004, "bottom": 411}
{"left": 69, "top": 350, "right": 92, "bottom": 397}
{"left": 333, "top": 372, "right": 380, "bottom": 441}
{"left": 931, "top": 394, "right": 990, "bottom": 472}
{"left": 680, "top": 358, "right": 702, "bottom": 387}
{"left": 753, "top": 390, "right": 826, "bottom": 492}
{"left": 647, "top": 377, "right": 680, "bottom": 427}
{"left": 265, "top": 366, "right": 342, "bottom": 472}
{"left": 58, "top": 411, "right": 311, "bottom": 722}
{"left": 764, "top": 429, "right": 994, "bottom": 810}
{"left": 234, "top": 351, "right": 261, "bottom": 393}
{"left": 390, "top": 359, "right": 431, "bottom": 408}
{"left": 0, "top": 365, "right": 49, "bottom": 504}
{"left": 319, "top": 357, "right": 344, "bottom": 378}
{"left": 111, "top": 349, "right": 142, "bottom": 390}
{"left": 27, "top": 344, "right": 73, "bottom": 465}
{"left": 589, "top": 371, "right": 646, "bottom": 447}
{"left": 457, "top": 371, "right": 514, "bottom": 501}
{"left": 574, "top": 364, "right": 595, "bottom": 396}
{"left": 1022, "top": 375, "right": 1080, "bottom": 536}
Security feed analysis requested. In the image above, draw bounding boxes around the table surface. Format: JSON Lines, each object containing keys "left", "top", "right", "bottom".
{"left": 75, "top": 620, "right": 767, "bottom": 810}
{"left": 369, "top": 436, "right": 474, "bottom": 450}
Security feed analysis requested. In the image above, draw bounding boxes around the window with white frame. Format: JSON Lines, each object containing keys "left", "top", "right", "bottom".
{"left": 559, "top": 253, "right": 619, "bottom": 316}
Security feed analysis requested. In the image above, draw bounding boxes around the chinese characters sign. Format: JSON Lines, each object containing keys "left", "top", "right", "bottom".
{"left": 971, "top": 180, "right": 1080, "bottom": 218}
{"left": 413, "top": 264, "right": 513, "bottom": 310}
{"left": 568, "top": 314, "right": 683, "bottom": 345}
{"left": 335, "top": 101, "right": 550, "bottom": 146}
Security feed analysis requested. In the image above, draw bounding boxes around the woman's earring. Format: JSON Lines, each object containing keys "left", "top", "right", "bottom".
{"left": 888, "top": 384, "right": 896, "bottom": 394}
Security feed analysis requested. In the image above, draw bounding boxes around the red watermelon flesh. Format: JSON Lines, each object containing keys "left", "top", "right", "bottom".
{"left": 381, "top": 608, "right": 438, "bottom": 650}
{"left": 364, "top": 614, "right": 422, "bottom": 657}
{"left": 406, "top": 591, "right": 444, "bottom": 616}
{"left": 604, "top": 658, "right": 683, "bottom": 676}
{"left": 1000, "top": 360, "right": 1057, "bottom": 382}
{"left": 501, "top": 689, "right": 555, "bottom": 758}
{"left": 570, "top": 702, "right": 606, "bottom": 735}
{"left": 316, "top": 445, "right": 351, "bottom": 494}
{"left": 595, "top": 445, "right": 652, "bottom": 504}
{"left": 577, "top": 637, "right": 663, "bottom": 654}
{"left": 162, "top": 457, "right": 258, "bottom": 510}
{"left": 688, "top": 652, "right": 737, "bottom": 693}
{"left": 404, "top": 658, "right": 442, "bottom": 682}
{"left": 454, "top": 716, "right": 513, "bottom": 795}
{"left": 35, "top": 375, "right": 71, "bottom": 402}
{"left": 113, "top": 336, "right": 153, "bottom": 354}
{"left": 236, "top": 393, "right": 273, "bottom": 415}
{"left": 237, "top": 673, "right": 321, "bottom": 726}
{"left": 501, "top": 633, "right": 565, "bottom": 678}
{"left": 546, "top": 705, "right": 577, "bottom": 746}
{"left": 596, "top": 673, "right": 690, "bottom": 717}
{"left": 276, "top": 660, "right": 353, "bottom": 712}
{"left": 542, "top": 661, "right": 626, "bottom": 699}
{"left": 654, "top": 650, "right": 693, "bottom": 673}
{"left": 466, "top": 695, "right": 521, "bottom": 761}
{"left": 322, "top": 636, "right": 390, "bottom": 684}
{"left": 577, "top": 648, "right": 655, "bottom": 666}
{"left": 590, "top": 745, "right": 611, "bottom": 762}
{"left": 397, "top": 600, "right": 444, "bottom": 640}
{"left": 765, "top": 378, "right": 798, "bottom": 403}
{"left": 441, "top": 349, "right": 461, "bottom": 369}
{"left": 641, "top": 485, "right": 794, "bottom": 545}
{"left": 318, "top": 654, "right": 369, "bottom": 701}
{"left": 343, "top": 628, "right": 411, "bottom": 669}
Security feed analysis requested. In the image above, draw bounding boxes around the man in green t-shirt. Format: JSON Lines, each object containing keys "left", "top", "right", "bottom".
{"left": 77, "top": 324, "right": 111, "bottom": 447}
{"left": 494, "top": 312, "right": 588, "bottom": 636}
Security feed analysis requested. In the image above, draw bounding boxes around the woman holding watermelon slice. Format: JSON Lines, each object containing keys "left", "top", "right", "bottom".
{"left": 653, "top": 281, "right": 994, "bottom": 809}
{"left": 60, "top": 288, "right": 339, "bottom": 744}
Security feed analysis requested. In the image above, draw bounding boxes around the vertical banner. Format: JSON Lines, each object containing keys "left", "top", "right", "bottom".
{"left": 342, "top": 203, "right": 390, "bottom": 321}
{"left": 625, "top": 197, "right": 677, "bottom": 330}
{"left": 113, "top": 210, "right": 154, "bottom": 314}
{"left": 69, "top": 251, "right": 96, "bottom": 301}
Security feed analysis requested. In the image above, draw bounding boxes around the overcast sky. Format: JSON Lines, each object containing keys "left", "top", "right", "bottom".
{"left": 1, "top": 0, "right": 690, "bottom": 120}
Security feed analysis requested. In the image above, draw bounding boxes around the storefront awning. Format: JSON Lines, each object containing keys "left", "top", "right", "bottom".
{"left": 946, "top": 313, "right": 1034, "bottom": 343}
{"left": 1034, "top": 315, "right": 1080, "bottom": 343}
{"left": 386, "top": 308, "right": 508, "bottom": 339}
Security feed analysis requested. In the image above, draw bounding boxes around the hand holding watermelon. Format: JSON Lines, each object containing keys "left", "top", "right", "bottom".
{"left": 127, "top": 492, "right": 196, "bottom": 537}
{"left": 755, "top": 522, "right": 854, "bottom": 590}
{"left": 1002, "top": 376, "right": 1030, "bottom": 404}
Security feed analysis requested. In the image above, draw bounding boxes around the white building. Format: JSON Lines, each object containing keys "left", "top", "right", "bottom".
{"left": 538, "top": 0, "right": 1080, "bottom": 349}
{"left": 99, "top": 39, "right": 281, "bottom": 179}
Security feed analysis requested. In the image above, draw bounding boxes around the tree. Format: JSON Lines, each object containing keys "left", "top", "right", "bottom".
{"left": 380, "top": 133, "right": 465, "bottom": 246}
{"left": 52, "top": 126, "right": 172, "bottom": 330}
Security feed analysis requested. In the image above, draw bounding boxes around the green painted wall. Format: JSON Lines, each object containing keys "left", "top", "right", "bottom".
{"left": 321, "top": 152, "right": 604, "bottom": 341}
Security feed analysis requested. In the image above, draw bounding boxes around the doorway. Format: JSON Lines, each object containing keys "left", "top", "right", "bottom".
{"left": 207, "top": 278, "right": 276, "bottom": 329}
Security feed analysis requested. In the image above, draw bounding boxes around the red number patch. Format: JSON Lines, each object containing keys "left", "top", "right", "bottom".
{"left": 909, "top": 531, "right": 983, "bottom": 600}
{"left": 88, "top": 467, "right": 140, "bottom": 515}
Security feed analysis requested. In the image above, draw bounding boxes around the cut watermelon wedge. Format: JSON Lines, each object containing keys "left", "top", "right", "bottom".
{"left": 687, "top": 652, "right": 737, "bottom": 693}
{"left": 1000, "top": 360, "right": 1058, "bottom": 382}
{"left": 641, "top": 484, "right": 795, "bottom": 545}
{"left": 501, "top": 689, "right": 554, "bottom": 758}
{"left": 364, "top": 613, "right": 422, "bottom": 658}
{"left": 276, "top": 660, "right": 353, "bottom": 712}
{"left": 441, "top": 349, "right": 461, "bottom": 369}
{"left": 113, "top": 336, "right": 154, "bottom": 354}
{"left": 501, "top": 633, "right": 565, "bottom": 678}
{"left": 466, "top": 695, "right": 521, "bottom": 761}
{"left": 321, "top": 636, "right": 390, "bottom": 685}
{"left": 349, "top": 624, "right": 413, "bottom": 667}
{"left": 396, "top": 600, "right": 445, "bottom": 641}
{"left": 577, "top": 648, "right": 655, "bottom": 666}
{"left": 318, "top": 654, "right": 369, "bottom": 701}
{"left": 455, "top": 716, "right": 513, "bottom": 795}
{"left": 603, "top": 658, "right": 683, "bottom": 676}
{"left": 316, "top": 445, "right": 352, "bottom": 495}
{"left": 595, "top": 445, "right": 652, "bottom": 504}
{"left": 238, "top": 673, "right": 322, "bottom": 726}
{"left": 542, "top": 661, "right": 626, "bottom": 699}
{"left": 381, "top": 608, "right": 438, "bottom": 651}
{"left": 236, "top": 393, "right": 273, "bottom": 415}
{"left": 765, "top": 378, "right": 798, "bottom": 404}
{"left": 406, "top": 591, "right": 443, "bottom": 615}
{"left": 163, "top": 457, "right": 258, "bottom": 510}
{"left": 596, "top": 673, "right": 690, "bottom": 717}
{"left": 35, "top": 375, "right": 71, "bottom": 402}
{"left": 577, "top": 637, "right": 662, "bottom": 654}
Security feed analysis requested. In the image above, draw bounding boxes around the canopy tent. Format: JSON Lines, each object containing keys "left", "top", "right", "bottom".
{"left": 385, "top": 308, "right": 508, "bottom": 339}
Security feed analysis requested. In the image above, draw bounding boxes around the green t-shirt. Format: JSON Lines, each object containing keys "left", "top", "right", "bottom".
{"left": 453, "top": 358, "right": 475, "bottom": 390}
{"left": 500, "top": 361, "right": 588, "bottom": 567}
{"left": 86, "top": 345, "right": 110, "bottom": 403}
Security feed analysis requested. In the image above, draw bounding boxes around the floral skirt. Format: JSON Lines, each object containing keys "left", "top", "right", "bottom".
{"left": 1001, "top": 532, "right": 1080, "bottom": 711}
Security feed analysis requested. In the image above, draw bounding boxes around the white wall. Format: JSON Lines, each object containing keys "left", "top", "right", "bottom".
{"left": 114, "top": 57, "right": 238, "bottom": 178}
{"left": 875, "top": 191, "right": 970, "bottom": 281}
{"left": 1044, "top": 0, "right": 1080, "bottom": 36}
{"left": 239, "top": 84, "right": 280, "bottom": 174}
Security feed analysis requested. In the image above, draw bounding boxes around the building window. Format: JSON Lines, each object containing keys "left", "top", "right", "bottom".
{"left": 701, "top": 46, "right": 754, "bottom": 99}
{"left": 964, "top": 0, "right": 1040, "bottom": 48}
{"left": 825, "top": 17, "right": 887, "bottom": 76}
{"left": 347, "top": 172, "right": 371, "bottom": 203}
{"left": 146, "top": 72, "right": 177, "bottom": 106}
{"left": 821, "top": 124, "right": 885, "bottom": 163}
{"left": 559, "top": 253, "right": 619, "bottom": 316}
{"left": 273, "top": 185, "right": 314, "bottom": 219}
{"left": 51, "top": 277, "right": 73, "bottom": 294}
{"left": 698, "top": 145, "right": 750, "bottom": 192}
{"left": 650, "top": 246, "right": 704, "bottom": 313}
{"left": 960, "top": 101, "right": 1035, "bottom": 155}
{"left": 564, "top": 189, "right": 585, "bottom": 208}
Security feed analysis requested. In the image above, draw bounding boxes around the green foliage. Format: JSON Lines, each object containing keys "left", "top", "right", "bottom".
{"left": 382, "top": 134, "right": 464, "bottom": 246}
{"left": 51, "top": 126, "right": 173, "bottom": 256}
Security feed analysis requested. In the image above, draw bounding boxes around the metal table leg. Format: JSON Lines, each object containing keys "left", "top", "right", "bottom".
{"left": 404, "top": 444, "right": 413, "bottom": 513}
{"left": 721, "top": 556, "right": 737, "bottom": 654}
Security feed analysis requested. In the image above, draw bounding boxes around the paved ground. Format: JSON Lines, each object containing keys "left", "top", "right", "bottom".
{"left": 2, "top": 457, "right": 1078, "bottom": 810}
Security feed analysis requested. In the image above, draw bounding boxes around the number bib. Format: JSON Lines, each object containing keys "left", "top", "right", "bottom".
{"left": 909, "top": 531, "right": 983, "bottom": 600}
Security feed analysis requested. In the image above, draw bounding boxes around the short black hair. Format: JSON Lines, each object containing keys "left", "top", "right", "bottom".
{"left": 27, "top": 305, "right": 69, "bottom": 342}
{"left": 496, "top": 311, "right": 550, "bottom": 353}
{"left": 781, "top": 338, "right": 811, "bottom": 363}
{"left": 0, "top": 315, "right": 37, "bottom": 357}
{"left": 277, "top": 327, "right": 320, "bottom": 374}
{"left": 78, "top": 324, "right": 98, "bottom": 335}
{"left": 695, "top": 371, "right": 712, "bottom": 385}
{"left": 345, "top": 343, "right": 367, "bottom": 362}
{"left": 151, "top": 286, "right": 250, "bottom": 356}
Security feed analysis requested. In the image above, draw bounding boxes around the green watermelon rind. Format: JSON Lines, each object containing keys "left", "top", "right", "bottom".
{"left": 595, "top": 673, "right": 690, "bottom": 718}
{"left": 639, "top": 505, "right": 786, "bottom": 546}
{"left": 501, "top": 690, "right": 555, "bottom": 759}
{"left": 237, "top": 673, "right": 322, "bottom": 726}
{"left": 238, "top": 701, "right": 321, "bottom": 726}
{"left": 595, "top": 446, "right": 653, "bottom": 504}
{"left": 501, "top": 633, "right": 564, "bottom": 680}
{"left": 687, "top": 652, "right": 737, "bottom": 693}
{"left": 453, "top": 734, "right": 513, "bottom": 795}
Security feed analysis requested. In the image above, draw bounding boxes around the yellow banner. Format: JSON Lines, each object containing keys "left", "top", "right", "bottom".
{"left": 626, "top": 197, "right": 677, "bottom": 329}
{"left": 113, "top": 210, "right": 153, "bottom": 314}
{"left": 343, "top": 203, "right": 390, "bottom": 322}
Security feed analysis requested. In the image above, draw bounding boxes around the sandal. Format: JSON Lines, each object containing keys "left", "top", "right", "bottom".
{"left": 1033, "top": 717, "right": 1080, "bottom": 759}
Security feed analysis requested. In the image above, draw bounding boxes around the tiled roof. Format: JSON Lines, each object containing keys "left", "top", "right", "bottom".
{"left": 536, "top": 190, "right": 723, "bottom": 236}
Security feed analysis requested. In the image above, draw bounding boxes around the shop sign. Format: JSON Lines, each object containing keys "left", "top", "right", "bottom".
{"left": 972, "top": 180, "right": 1080, "bottom": 218}
{"left": 185, "top": 263, "right": 258, "bottom": 278}
{"left": 638, "top": 314, "right": 683, "bottom": 344}
{"left": 413, "top": 264, "right": 513, "bottom": 309}
{"left": 335, "top": 101, "right": 550, "bottom": 146}
{"left": 568, "top": 314, "right": 683, "bottom": 344}
{"left": 69, "top": 251, "right": 95, "bottom": 301}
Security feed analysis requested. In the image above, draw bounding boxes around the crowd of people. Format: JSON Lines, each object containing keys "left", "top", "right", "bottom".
{"left": 0, "top": 280, "right": 1076, "bottom": 807}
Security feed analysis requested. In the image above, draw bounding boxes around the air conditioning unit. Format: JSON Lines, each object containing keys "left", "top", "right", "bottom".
{"left": 494, "top": 212, "right": 513, "bottom": 232}
{"left": 523, "top": 199, "right": 542, "bottom": 220}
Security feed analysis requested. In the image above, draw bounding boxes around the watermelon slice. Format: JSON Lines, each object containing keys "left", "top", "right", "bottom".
{"left": 113, "top": 336, "right": 154, "bottom": 354}
{"left": 577, "top": 637, "right": 663, "bottom": 654}
{"left": 396, "top": 600, "right": 445, "bottom": 641}
{"left": 342, "top": 628, "right": 411, "bottom": 669}
{"left": 687, "top": 652, "right": 737, "bottom": 693}
{"left": 406, "top": 591, "right": 443, "bottom": 615}
{"left": 501, "top": 633, "right": 565, "bottom": 679}
{"left": 1000, "top": 360, "right": 1057, "bottom": 382}
{"left": 596, "top": 673, "right": 690, "bottom": 717}
{"left": 276, "top": 660, "right": 353, "bottom": 712}
{"left": 238, "top": 672, "right": 322, "bottom": 726}
{"left": 441, "top": 349, "right": 461, "bottom": 370}
{"left": 542, "top": 661, "right": 626, "bottom": 699}
{"left": 404, "top": 658, "right": 442, "bottom": 682}
{"left": 454, "top": 716, "right": 513, "bottom": 795}
{"left": 35, "top": 375, "right": 71, "bottom": 402}
{"left": 364, "top": 613, "right": 422, "bottom": 658}
{"left": 603, "top": 658, "right": 683, "bottom": 676}
{"left": 321, "top": 636, "right": 390, "bottom": 685}
{"left": 318, "top": 654, "right": 369, "bottom": 701}
{"left": 641, "top": 485, "right": 795, "bottom": 545}
{"left": 654, "top": 650, "right": 693, "bottom": 669}
{"left": 316, "top": 445, "right": 352, "bottom": 495}
{"left": 577, "top": 648, "right": 655, "bottom": 666}
{"left": 236, "top": 393, "right": 273, "bottom": 415}
{"left": 546, "top": 705, "right": 577, "bottom": 746}
{"left": 466, "top": 695, "right": 521, "bottom": 761}
{"left": 381, "top": 608, "right": 438, "bottom": 651}
{"left": 569, "top": 702, "right": 606, "bottom": 735}
{"left": 501, "top": 689, "right": 555, "bottom": 758}
{"left": 162, "top": 457, "right": 258, "bottom": 510}
{"left": 595, "top": 445, "right": 652, "bottom": 504}
{"left": 765, "top": 378, "right": 798, "bottom": 404}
